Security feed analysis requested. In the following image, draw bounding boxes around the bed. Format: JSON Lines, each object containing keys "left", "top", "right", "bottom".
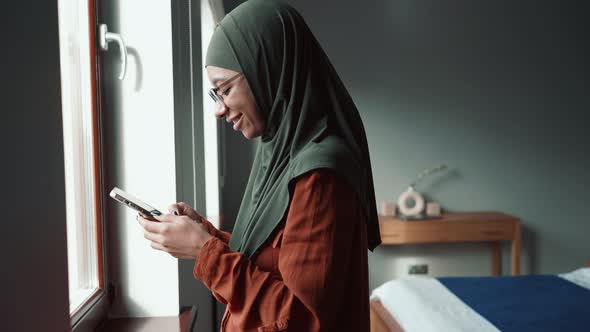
{"left": 370, "top": 267, "right": 590, "bottom": 332}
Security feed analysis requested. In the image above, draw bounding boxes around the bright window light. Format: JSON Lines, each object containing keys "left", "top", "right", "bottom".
{"left": 57, "top": 0, "right": 101, "bottom": 315}
{"left": 202, "top": 0, "right": 220, "bottom": 226}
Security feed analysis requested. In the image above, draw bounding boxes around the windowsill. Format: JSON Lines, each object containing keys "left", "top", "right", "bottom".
{"left": 96, "top": 309, "right": 192, "bottom": 332}
{"left": 70, "top": 288, "right": 96, "bottom": 313}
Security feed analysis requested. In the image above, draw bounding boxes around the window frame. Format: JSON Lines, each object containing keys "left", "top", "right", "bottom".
{"left": 170, "top": 0, "right": 224, "bottom": 330}
{"left": 65, "top": 0, "right": 110, "bottom": 329}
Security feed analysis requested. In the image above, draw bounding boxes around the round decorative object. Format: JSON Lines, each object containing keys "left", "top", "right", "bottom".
{"left": 397, "top": 186, "right": 425, "bottom": 217}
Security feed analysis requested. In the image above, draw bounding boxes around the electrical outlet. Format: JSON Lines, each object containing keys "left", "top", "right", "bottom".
{"left": 408, "top": 264, "right": 429, "bottom": 275}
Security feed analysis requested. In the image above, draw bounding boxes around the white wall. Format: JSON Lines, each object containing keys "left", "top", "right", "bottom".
{"left": 101, "top": 0, "right": 179, "bottom": 317}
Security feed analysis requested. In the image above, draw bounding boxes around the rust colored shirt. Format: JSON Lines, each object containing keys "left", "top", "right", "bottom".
{"left": 194, "top": 169, "right": 370, "bottom": 331}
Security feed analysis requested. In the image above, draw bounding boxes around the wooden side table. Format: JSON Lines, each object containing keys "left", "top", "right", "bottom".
{"left": 378, "top": 211, "right": 521, "bottom": 276}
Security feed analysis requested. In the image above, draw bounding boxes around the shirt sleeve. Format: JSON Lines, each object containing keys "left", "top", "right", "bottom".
{"left": 193, "top": 169, "right": 361, "bottom": 331}
{"left": 199, "top": 217, "right": 231, "bottom": 244}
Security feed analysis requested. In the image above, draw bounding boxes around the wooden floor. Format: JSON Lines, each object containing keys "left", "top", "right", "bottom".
{"left": 96, "top": 309, "right": 192, "bottom": 332}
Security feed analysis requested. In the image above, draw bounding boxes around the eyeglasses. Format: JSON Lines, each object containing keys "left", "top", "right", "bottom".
{"left": 208, "top": 73, "right": 241, "bottom": 110}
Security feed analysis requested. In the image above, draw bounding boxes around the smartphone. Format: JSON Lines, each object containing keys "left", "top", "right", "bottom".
{"left": 109, "top": 187, "right": 162, "bottom": 217}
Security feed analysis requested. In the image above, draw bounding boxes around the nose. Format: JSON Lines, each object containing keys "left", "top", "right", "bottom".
{"left": 214, "top": 102, "right": 228, "bottom": 119}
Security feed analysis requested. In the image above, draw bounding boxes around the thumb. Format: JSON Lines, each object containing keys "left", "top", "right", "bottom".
{"left": 167, "top": 203, "right": 180, "bottom": 215}
{"left": 177, "top": 202, "right": 194, "bottom": 215}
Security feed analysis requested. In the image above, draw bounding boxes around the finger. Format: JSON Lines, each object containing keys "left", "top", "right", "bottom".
{"left": 150, "top": 241, "right": 169, "bottom": 252}
{"left": 149, "top": 240, "right": 184, "bottom": 255}
{"left": 143, "top": 226, "right": 184, "bottom": 250}
{"left": 138, "top": 212, "right": 158, "bottom": 222}
{"left": 167, "top": 203, "right": 181, "bottom": 215}
{"left": 178, "top": 202, "right": 196, "bottom": 216}
{"left": 153, "top": 214, "right": 179, "bottom": 223}
{"left": 144, "top": 230, "right": 165, "bottom": 244}
{"left": 138, "top": 216, "right": 166, "bottom": 233}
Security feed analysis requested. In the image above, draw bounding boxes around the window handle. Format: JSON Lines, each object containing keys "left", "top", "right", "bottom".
{"left": 99, "top": 24, "right": 127, "bottom": 80}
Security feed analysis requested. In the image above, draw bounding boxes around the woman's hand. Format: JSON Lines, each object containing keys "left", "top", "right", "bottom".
{"left": 137, "top": 213, "right": 213, "bottom": 259}
{"left": 167, "top": 202, "right": 202, "bottom": 222}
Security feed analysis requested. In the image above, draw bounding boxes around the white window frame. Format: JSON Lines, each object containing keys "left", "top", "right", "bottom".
{"left": 58, "top": 0, "right": 108, "bottom": 329}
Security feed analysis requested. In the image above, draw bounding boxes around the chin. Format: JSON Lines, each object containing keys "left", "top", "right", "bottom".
{"left": 241, "top": 131, "right": 252, "bottom": 139}
{"left": 241, "top": 128, "right": 261, "bottom": 140}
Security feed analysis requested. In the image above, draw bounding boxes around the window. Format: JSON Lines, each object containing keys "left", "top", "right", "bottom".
{"left": 201, "top": 0, "right": 223, "bottom": 225}
{"left": 57, "top": 0, "right": 104, "bottom": 322}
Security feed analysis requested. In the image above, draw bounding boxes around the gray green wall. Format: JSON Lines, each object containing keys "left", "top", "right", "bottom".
{"left": 296, "top": 0, "right": 589, "bottom": 289}
{"left": 221, "top": 0, "right": 589, "bottom": 291}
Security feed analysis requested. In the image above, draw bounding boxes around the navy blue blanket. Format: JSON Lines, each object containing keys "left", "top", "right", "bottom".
{"left": 438, "top": 275, "right": 590, "bottom": 332}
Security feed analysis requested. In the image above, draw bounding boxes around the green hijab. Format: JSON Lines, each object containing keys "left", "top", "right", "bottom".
{"left": 206, "top": 0, "right": 381, "bottom": 258}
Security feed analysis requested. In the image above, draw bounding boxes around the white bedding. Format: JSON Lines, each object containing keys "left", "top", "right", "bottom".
{"left": 371, "top": 277, "right": 500, "bottom": 332}
{"left": 558, "top": 267, "right": 590, "bottom": 290}
{"left": 370, "top": 268, "right": 590, "bottom": 332}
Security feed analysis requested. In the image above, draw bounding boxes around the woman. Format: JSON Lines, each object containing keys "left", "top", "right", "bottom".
{"left": 138, "top": 0, "right": 381, "bottom": 330}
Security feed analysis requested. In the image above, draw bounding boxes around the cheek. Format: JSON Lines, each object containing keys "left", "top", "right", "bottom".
{"left": 235, "top": 89, "right": 264, "bottom": 136}
{"left": 248, "top": 110, "right": 265, "bottom": 134}
{"left": 244, "top": 105, "right": 264, "bottom": 132}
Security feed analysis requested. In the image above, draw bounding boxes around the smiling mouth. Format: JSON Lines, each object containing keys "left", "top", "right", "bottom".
{"left": 232, "top": 114, "right": 243, "bottom": 131}
{"left": 226, "top": 114, "right": 238, "bottom": 123}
